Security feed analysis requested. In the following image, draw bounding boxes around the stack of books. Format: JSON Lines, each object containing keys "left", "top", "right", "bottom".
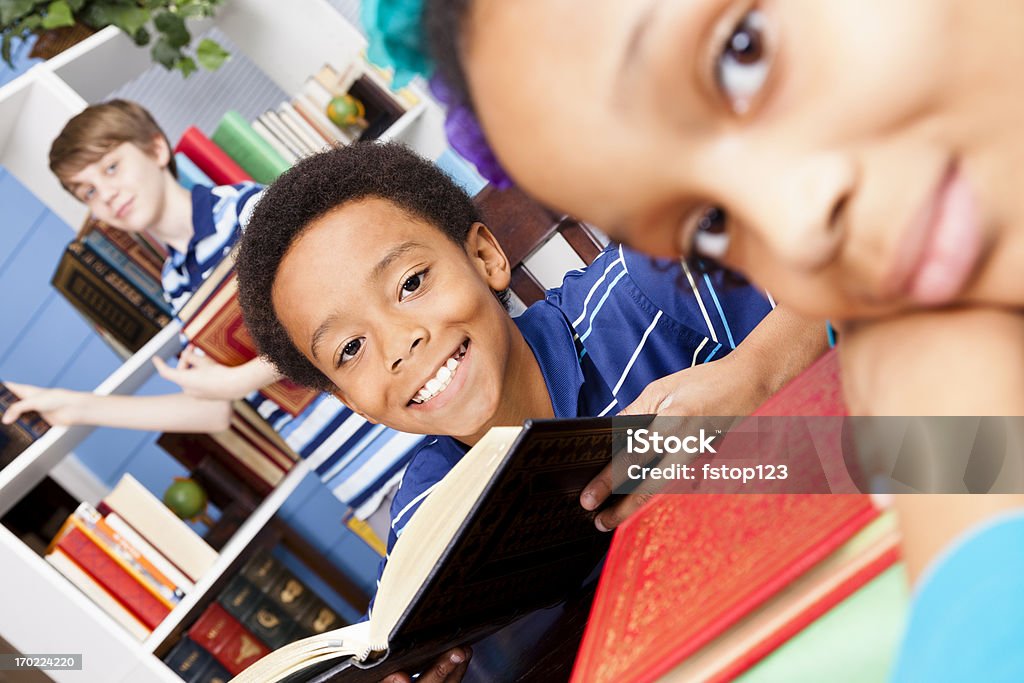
{"left": 0, "top": 381, "right": 51, "bottom": 469}
{"left": 51, "top": 218, "right": 172, "bottom": 357}
{"left": 163, "top": 552, "right": 345, "bottom": 681}
{"left": 44, "top": 474, "right": 218, "bottom": 641}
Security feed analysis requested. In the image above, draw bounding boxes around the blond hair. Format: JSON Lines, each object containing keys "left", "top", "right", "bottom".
{"left": 49, "top": 99, "right": 177, "bottom": 192}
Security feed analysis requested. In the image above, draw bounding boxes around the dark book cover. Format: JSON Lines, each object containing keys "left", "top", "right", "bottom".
{"left": 291, "top": 416, "right": 649, "bottom": 683}
{"left": 0, "top": 382, "right": 50, "bottom": 469}
{"left": 52, "top": 242, "right": 167, "bottom": 352}
{"left": 240, "top": 552, "right": 286, "bottom": 593}
{"left": 164, "top": 637, "right": 217, "bottom": 682}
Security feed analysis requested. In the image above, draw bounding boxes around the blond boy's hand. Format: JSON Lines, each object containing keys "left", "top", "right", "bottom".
{"left": 2, "top": 382, "right": 86, "bottom": 426}
{"left": 154, "top": 346, "right": 278, "bottom": 401}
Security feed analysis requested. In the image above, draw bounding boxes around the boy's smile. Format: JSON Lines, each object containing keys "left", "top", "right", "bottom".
{"left": 271, "top": 197, "right": 552, "bottom": 443}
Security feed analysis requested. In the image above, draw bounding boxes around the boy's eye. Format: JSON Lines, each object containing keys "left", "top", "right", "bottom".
{"left": 688, "top": 206, "right": 731, "bottom": 261}
{"left": 105, "top": 162, "right": 118, "bottom": 175}
{"left": 81, "top": 187, "right": 96, "bottom": 201}
{"left": 337, "top": 338, "right": 364, "bottom": 366}
{"left": 399, "top": 270, "right": 427, "bottom": 300}
{"left": 714, "top": 8, "right": 770, "bottom": 114}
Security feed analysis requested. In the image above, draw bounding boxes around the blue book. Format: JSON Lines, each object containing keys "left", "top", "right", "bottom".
{"left": 175, "top": 151, "right": 214, "bottom": 190}
{"left": 82, "top": 230, "right": 172, "bottom": 315}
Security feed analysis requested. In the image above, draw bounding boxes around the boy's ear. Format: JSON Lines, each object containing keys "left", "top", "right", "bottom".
{"left": 465, "top": 222, "right": 512, "bottom": 291}
{"left": 333, "top": 390, "right": 378, "bottom": 424}
{"left": 150, "top": 133, "right": 172, "bottom": 169}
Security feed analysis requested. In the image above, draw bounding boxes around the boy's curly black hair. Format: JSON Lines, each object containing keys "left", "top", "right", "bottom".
{"left": 235, "top": 142, "right": 487, "bottom": 393}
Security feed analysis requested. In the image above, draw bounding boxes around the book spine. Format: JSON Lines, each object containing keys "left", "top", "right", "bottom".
{"left": 250, "top": 118, "right": 299, "bottom": 164}
{"left": 83, "top": 230, "right": 171, "bottom": 315}
{"left": 104, "top": 512, "right": 195, "bottom": 593}
{"left": 156, "top": 431, "right": 276, "bottom": 497}
{"left": 45, "top": 549, "right": 152, "bottom": 641}
{"left": 175, "top": 126, "right": 253, "bottom": 186}
{"left": 91, "top": 221, "right": 165, "bottom": 280}
{"left": 174, "top": 151, "right": 215, "bottom": 191}
{"left": 69, "top": 241, "right": 171, "bottom": 327}
{"left": 259, "top": 111, "right": 309, "bottom": 158}
{"left": 277, "top": 103, "right": 326, "bottom": 153}
{"left": 56, "top": 527, "right": 171, "bottom": 630}
{"left": 71, "top": 508, "right": 182, "bottom": 607}
{"left": 52, "top": 246, "right": 161, "bottom": 352}
{"left": 188, "top": 603, "right": 269, "bottom": 676}
{"left": 212, "top": 111, "right": 290, "bottom": 184}
{"left": 291, "top": 94, "right": 350, "bottom": 146}
{"left": 162, "top": 637, "right": 216, "bottom": 682}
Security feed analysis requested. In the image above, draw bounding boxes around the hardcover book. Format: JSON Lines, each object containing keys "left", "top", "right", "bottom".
{"left": 0, "top": 381, "right": 50, "bottom": 469}
{"left": 189, "top": 603, "right": 270, "bottom": 676}
{"left": 212, "top": 111, "right": 291, "bottom": 184}
{"left": 232, "top": 417, "right": 645, "bottom": 683}
{"left": 569, "top": 494, "right": 886, "bottom": 683}
{"left": 52, "top": 241, "right": 170, "bottom": 353}
{"left": 164, "top": 637, "right": 232, "bottom": 683}
{"left": 181, "top": 273, "right": 317, "bottom": 416}
{"left": 175, "top": 127, "right": 253, "bottom": 186}
{"left": 100, "top": 474, "right": 218, "bottom": 583}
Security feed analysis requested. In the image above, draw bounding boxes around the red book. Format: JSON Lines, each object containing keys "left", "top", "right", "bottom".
{"left": 755, "top": 347, "right": 845, "bottom": 417}
{"left": 56, "top": 526, "right": 171, "bottom": 630}
{"left": 189, "top": 603, "right": 270, "bottom": 676}
{"left": 570, "top": 495, "right": 881, "bottom": 683}
{"left": 182, "top": 274, "right": 316, "bottom": 416}
{"left": 175, "top": 127, "right": 252, "bottom": 186}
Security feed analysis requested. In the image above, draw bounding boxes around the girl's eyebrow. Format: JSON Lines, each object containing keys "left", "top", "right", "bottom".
{"left": 616, "top": 0, "right": 660, "bottom": 91}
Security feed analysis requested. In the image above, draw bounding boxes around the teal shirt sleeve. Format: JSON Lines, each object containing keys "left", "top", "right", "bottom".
{"left": 890, "top": 512, "right": 1024, "bottom": 682}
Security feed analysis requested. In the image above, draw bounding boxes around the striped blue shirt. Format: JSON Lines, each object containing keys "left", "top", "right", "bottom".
{"left": 378, "top": 245, "right": 773, "bottom": 585}
{"left": 161, "top": 183, "right": 421, "bottom": 519}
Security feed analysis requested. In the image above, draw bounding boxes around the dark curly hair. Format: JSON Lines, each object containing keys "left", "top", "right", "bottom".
{"left": 235, "top": 142, "right": 489, "bottom": 392}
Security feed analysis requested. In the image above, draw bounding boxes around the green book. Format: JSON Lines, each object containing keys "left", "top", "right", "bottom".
{"left": 212, "top": 110, "right": 291, "bottom": 184}
{"left": 738, "top": 564, "right": 909, "bottom": 683}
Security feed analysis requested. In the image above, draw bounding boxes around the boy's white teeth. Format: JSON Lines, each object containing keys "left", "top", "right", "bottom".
{"left": 413, "top": 345, "right": 467, "bottom": 404}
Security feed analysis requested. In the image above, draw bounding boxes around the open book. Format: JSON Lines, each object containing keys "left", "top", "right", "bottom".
{"left": 231, "top": 416, "right": 644, "bottom": 683}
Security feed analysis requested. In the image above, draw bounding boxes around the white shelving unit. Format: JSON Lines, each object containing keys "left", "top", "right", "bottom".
{"left": 0, "top": 1, "right": 448, "bottom": 680}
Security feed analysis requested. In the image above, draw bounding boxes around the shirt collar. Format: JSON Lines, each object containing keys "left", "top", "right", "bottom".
{"left": 513, "top": 303, "right": 585, "bottom": 419}
{"left": 167, "top": 184, "right": 216, "bottom": 266}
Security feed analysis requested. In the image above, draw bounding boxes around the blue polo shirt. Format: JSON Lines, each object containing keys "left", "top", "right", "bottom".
{"left": 161, "top": 183, "right": 423, "bottom": 520}
{"left": 381, "top": 244, "right": 772, "bottom": 570}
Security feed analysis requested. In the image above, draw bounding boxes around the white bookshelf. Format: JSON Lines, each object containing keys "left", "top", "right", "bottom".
{"left": 0, "top": 1, "right": 448, "bottom": 680}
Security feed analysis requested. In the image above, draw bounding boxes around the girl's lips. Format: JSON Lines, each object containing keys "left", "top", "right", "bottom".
{"left": 887, "top": 162, "right": 984, "bottom": 307}
{"left": 408, "top": 340, "right": 472, "bottom": 412}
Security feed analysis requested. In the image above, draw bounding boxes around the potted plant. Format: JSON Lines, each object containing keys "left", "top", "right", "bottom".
{"left": 1, "top": 0, "right": 230, "bottom": 76}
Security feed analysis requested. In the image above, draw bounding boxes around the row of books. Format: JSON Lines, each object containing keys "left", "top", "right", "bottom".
{"left": 164, "top": 551, "right": 345, "bottom": 681}
{"left": 44, "top": 474, "right": 218, "bottom": 640}
{"left": 51, "top": 217, "right": 172, "bottom": 356}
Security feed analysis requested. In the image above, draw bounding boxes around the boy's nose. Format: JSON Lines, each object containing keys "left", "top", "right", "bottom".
{"left": 389, "top": 334, "right": 424, "bottom": 372}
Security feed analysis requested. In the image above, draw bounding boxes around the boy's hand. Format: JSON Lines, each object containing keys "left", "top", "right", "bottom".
{"left": 581, "top": 306, "right": 830, "bottom": 531}
{"left": 154, "top": 346, "right": 273, "bottom": 401}
{"left": 2, "top": 382, "right": 85, "bottom": 426}
{"left": 380, "top": 647, "right": 471, "bottom": 683}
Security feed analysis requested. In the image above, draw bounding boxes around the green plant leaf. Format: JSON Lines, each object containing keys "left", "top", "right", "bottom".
{"left": 153, "top": 10, "right": 188, "bottom": 49}
{"left": 175, "top": 55, "right": 196, "bottom": 78}
{"left": 195, "top": 37, "right": 228, "bottom": 70}
{"left": 40, "top": 0, "right": 74, "bottom": 29}
{"left": 151, "top": 35, "right": 181, "bottom": 70}
{"left": 65, "top": 0, "right": 83, "bottom": 11}
{"left": 0, "top": 0, "right": 35, "bottom": 25}
{"left": 89, "top": 5, "right": 150, "bottom": 36}
{"left": 132, "top": 25, "right": 149, "bottom": 46}
{"left": 1, "top": 33, "right": 13, "bottom": 67}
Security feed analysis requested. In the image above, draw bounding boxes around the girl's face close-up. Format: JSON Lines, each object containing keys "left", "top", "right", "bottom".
{"left": 463, "top": 0, "right": 1024, "bottom": 321}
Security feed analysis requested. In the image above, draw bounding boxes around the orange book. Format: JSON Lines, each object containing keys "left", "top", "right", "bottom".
{"left": 181, "top": 274, "right": 317, "bottom": 416}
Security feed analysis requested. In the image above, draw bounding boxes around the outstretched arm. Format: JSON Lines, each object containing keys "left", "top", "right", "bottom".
{"left": 2, "top": 381, "right": 233, "bottom": 434}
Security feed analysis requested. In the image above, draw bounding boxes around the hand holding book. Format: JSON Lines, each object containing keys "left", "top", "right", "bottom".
{"left": 154, "top": 346, "right": 281, "bottom": 401}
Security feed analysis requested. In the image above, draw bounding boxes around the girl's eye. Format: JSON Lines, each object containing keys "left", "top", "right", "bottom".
{"left": 715, "top": 8, "right": 770, "bottom": 114}
{"left": 105, "top": 162, "right": 118, "bottom": 175}
{"left": 338, "top": 338, "right": 364, "bottom": 366}
{"left": 400, "top": 270, "right": 427, "bottom": 300}
{"left": 690, "top": 206, "right": 731, "bottom": 260}
{"left": 82, "top": 187, "right": 96, "bottom": 201}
